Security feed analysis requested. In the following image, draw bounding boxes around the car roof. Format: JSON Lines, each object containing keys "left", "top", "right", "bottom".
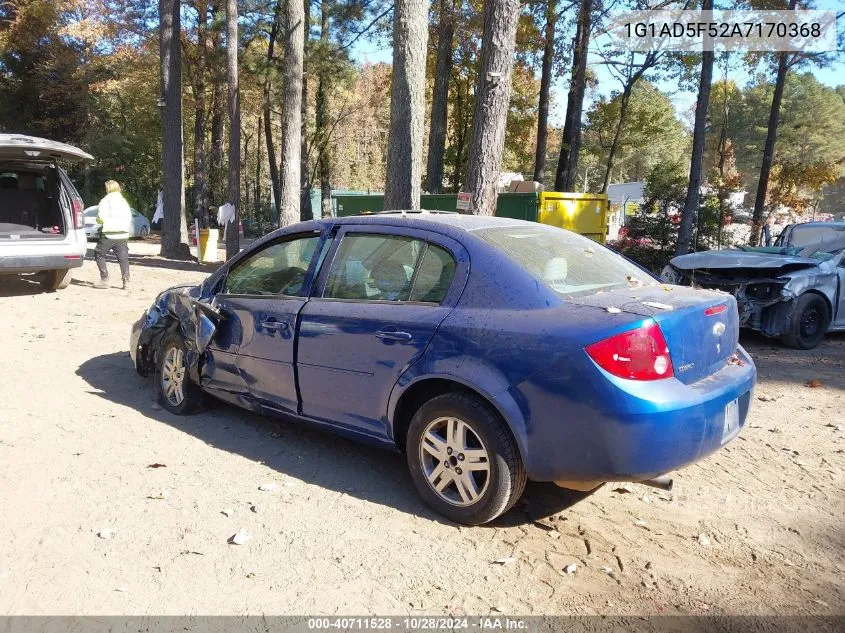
{"left": 319, "top": 211, "right": 535, "bottom": 237}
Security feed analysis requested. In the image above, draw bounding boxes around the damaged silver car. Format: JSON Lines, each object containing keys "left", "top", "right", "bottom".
{"left": 661, "top": 222, "right": 845, "bottom": 349}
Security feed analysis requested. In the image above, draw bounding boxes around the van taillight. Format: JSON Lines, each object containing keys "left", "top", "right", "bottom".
{"left": 72, "top": 198, "right": 83, "bottom": 229}
{"left": 586, "top": 322, "right": 674, "bottom": 381}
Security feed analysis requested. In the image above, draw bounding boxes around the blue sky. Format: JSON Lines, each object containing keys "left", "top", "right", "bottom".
{"left": 351, "top": 2, "right": 843, "bottom": 128}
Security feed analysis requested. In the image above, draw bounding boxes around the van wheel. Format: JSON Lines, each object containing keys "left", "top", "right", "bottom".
{"left": 41, "top": 269, "right": 72, "bottom": 291}
{"left": 782, "top": 293, "right": 829, "bottom": 350}
{"left": 406, "top": 392, "right": 526, "bottom": 525}
{"left": 155, "top": 333, "right": 202, "bottom": 414}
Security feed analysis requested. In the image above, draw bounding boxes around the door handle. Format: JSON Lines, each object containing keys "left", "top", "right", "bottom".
{"left": 261, "top": 319, "right": 290, "bottom": 330}
{"left": 375, "top": 329, "right": 412, "bottom": 342}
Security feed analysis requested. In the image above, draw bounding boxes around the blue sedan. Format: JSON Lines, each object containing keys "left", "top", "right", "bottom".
{"left": 130, "top": 213, "right": 756, "bottom": 525}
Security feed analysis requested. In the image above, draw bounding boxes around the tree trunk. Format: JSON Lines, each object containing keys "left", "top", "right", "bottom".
{"left": 225, "top": 0, "right": 240, "bottom": 258}
{"left": 264, "top": 0, "right": 281, "bottom": 220}
{"left": 159, "top": 0, "right": 191, "bottom": 259}
{"left": 300, "top": 0, "right": 312, "bottom": 222}
{"left": 464, "top": 0, "right": 521, "bottom": 215}
{"left": 676, "top": 0, "right": 714, "bottom": 256}
{"left": 280, "top": 0, "right": 304, "bottom": 226}
{"left": 750, "top": 58, "right": 790, "bottom": 246}
{"left": 600, "top": 85, "right": 632, "bottom": 194}
{"left": 533, "top": 0, "right": 557, "bottom": 184}
{"left": 256, "top": 116, "right": 262, "bottom": 219}
{"left": 208, "top": 0, "right": 226, "bottom": 208}
{"left": 316, "top": 0, "right": 331, "bottom": 219}
{"left": 451, "top": 78, "right": 467, "bottom": 193}
{"left": 424, "top": 0, "right": 455, "bottom": 194}
{"left": 554, "top": 0, "right": 591, "bottom": 192}
{"left": 193, "top": 0, "right": 209, "bottom": 229}
{"left": 383, "top": 0, "right": 429, "bottom": 211}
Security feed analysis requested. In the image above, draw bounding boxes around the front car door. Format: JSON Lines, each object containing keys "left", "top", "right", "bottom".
{"left": 296, "top": 226, "right": 466, "bottom": 439}
{"left": 210, "top": 231, "right": 325, "bottom": 415}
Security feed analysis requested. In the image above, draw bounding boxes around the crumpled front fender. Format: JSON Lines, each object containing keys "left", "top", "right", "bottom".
{"left": 132, "top": 285, "right": 223, "bottom": 383}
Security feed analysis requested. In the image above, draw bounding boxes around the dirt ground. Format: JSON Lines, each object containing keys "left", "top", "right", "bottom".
{"left": 0, "top": 239, "right": 843, "bottom": 616}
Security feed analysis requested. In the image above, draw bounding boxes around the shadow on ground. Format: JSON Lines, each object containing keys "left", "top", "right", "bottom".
{"left": 0, "top": 275, "right": 51, "bottom": 297}
{"left": 740, "top": 330, "right": 845, "bottom": 392}
{"left": 85, "top": 248, "right": 222, "bottom": 274}
{"left": 76, "top": 352, "right": 582, "bottom": 528}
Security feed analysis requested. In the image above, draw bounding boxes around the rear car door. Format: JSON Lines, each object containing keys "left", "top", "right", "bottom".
{"left": 296, "top": 226, "right": 465, "bottom": 438}
{"left": 209, "top": 232, "right": 323, "bottom": 414}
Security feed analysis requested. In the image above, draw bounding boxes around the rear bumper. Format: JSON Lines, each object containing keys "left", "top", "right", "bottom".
{"left": 0, "top": 253, "right": 84, "bottom": 273}
{"left": 508, "top": 345, "right": 757, "bottom": 482}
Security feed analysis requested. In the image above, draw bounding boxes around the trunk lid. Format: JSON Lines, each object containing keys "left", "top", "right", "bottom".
{"left": 0, "top": 134, "right": 93, "bottom": 162}
{"left": 573, "top": 285, "right": 739, "bottom": 385}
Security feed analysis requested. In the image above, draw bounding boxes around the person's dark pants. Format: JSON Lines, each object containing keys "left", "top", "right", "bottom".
{"left": 94, "top": 236, "right": 130, "bottom": 281}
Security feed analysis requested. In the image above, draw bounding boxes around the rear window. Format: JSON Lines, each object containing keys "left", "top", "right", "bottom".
{"left": 474, "top": 224, "right": 655, "bottom": 298}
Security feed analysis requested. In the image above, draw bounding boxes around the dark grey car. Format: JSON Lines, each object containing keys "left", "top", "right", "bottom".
{"left": 661, "top": 222, "right": 845, "bottom": 349}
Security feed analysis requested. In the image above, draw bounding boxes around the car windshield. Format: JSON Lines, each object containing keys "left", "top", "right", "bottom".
{"left": 780, "top": 224, "right": 845, "bottom": 258}
{"left": 474, "top": 224, "right": 655, "bottom": 298}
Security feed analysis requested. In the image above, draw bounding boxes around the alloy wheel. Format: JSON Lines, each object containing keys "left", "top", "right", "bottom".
{"left": 419, "top": 416, "right": 490, "bottom": 506}
{"left": 161, "top": 346, "right": 186, "bottom": 406}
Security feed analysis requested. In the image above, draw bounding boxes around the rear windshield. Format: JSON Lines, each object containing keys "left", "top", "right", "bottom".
{"left": 474, "top": 224, "right": 655, "bottom": 298}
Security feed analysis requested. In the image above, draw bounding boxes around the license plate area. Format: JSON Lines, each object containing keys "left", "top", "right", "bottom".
{"left": 722, "top": 398, "right": 740, "bottom": 443}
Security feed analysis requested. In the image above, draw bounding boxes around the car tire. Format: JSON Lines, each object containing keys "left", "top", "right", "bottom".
{"left": 139, "top": 226, "right": 150, "bottom": 239}
{"left": 782, "top": 293, "right": 830, "bottom": 350}
{"left": 40, "top": 269, "right": 72, "bottom": 291}
{"left": 155, "top": 332, "right": 202, "bottom": 414}
{"left": 406, "top": 392, "right": 527, "bottom": 525}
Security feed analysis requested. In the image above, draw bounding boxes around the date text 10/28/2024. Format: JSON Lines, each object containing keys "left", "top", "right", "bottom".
{"left": 308, "top": 617, "right": 529, "bottom": 631}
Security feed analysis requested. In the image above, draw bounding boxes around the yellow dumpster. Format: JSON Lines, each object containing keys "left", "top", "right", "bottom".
{"left": 537, "top": 192, "right": 609, "bottom": 245}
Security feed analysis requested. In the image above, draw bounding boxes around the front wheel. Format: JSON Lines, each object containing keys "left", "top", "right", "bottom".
{"left": 40, "top": 269, "right": 72, "bottom": 291}
{"left": 406, "top": 392, "right": 527, "bottom": 525}
{"left": 782, "top": 293, "right": 830, "bottom": 350}
{"left": 138, "top": 225, "right": 150, "bottom": 239}
{"left": 155, "top": 333, "right": 202, "bottom": 414}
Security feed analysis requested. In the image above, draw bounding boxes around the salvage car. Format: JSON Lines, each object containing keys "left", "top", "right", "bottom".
{"left": 661, "top": 222, "right": 845, "bottom": 349}
{"left": 131, "top": 214, "right": 756, "bottom": 525}
{"left": 0, "top": 134, "right": 90, "bottom": 291}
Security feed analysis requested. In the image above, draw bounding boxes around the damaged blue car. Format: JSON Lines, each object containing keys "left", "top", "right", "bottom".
{"left": 131, "top": 213, "right": 756, "bottom": 524}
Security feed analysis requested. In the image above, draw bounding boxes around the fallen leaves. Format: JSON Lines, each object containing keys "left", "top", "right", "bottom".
{"left": 806, "top": 379, "right": 823, "bottom": 388}
{"left": 147, "top": 463, "right": 167, "bottom": 469}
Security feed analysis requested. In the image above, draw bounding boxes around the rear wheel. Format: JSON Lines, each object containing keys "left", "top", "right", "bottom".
{"left": 782, "top": 293, "right": 829, "bottom": 350}
{"left": 40, "top": 269, "right": 72, "bottom": 291}
{"left": 406, "top": 392, "right": 526, "bottom": 525}
{"left": 155, "top": 333, "right": 202, "bottom": 414}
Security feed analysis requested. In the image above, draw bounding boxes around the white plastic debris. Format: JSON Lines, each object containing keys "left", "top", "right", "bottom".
{"left": 606, "top": 307, "right": 622, "bottom": 314}
{"left": 97, "top": 527, "right": 117, "bottom": 540}
{"left": 697, "top": 533, "right": 711, "bottom": 546}
{"left": 229, "top": 529, "right": 250, "bottom": 545}
{"left": 491, "top": 557, "right": 516, "bottom": 565}
{"left": 564, "top": 563, "right": 577, "bottom": 575}
{"left": 115, "top": 586, "right": 128, "bottom": 593}
{"left": 258, "top": 483, "right": 277, "bottom": 492}
{"left": 634, "top": 518, "right": 647, "bottom": 527}
{"left": 600, "top": 566, "right": 614, "bottom": 574}
{"left": 641, "top": 301, "right": 674, "bottom": 311}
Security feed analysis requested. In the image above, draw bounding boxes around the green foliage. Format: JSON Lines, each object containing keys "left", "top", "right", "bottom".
{"left": 581, "top": 82, "right": 690, "bottom": 190}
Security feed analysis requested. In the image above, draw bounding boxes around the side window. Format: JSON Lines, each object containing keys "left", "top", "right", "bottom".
{"left": 324, "top": 234, "right": 423, "bottom": 301}
{"left": 409, "top": 244, "right": 456, "bottom": 303}
{"left": 224, "top": 235, "right": 319, "bottom": 296}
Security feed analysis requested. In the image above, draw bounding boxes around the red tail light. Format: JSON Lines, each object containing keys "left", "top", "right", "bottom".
{"left": 704, "top": 304, "right": 727, "bottom": 316}
{"left": 586, "top": 322, "right": 674, "bottom": 381}
{"left": 72, "top": 198, "right": 84, "bottom": 229}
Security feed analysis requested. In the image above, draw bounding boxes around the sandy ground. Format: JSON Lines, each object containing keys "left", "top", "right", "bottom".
{"left": 0, "top": 239, "right": 843, "bottom": 616}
